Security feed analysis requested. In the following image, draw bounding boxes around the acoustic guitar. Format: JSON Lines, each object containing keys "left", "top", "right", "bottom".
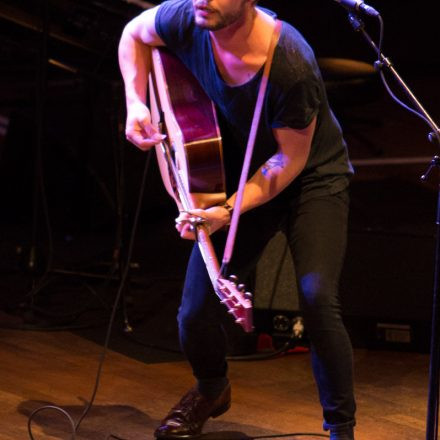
{"left": 148, "top": 47, "right": 253, "bottom": 333}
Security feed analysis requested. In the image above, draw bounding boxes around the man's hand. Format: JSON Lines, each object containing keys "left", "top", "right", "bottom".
{"left": 175, "top": 206, "right": 231, "bottom": 240}
{"left": 125, "top": 102, "right": 166, "bottom": 151}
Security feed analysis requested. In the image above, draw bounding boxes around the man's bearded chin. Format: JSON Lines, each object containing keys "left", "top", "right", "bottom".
{"left": 194, "top": 13, "right": 228, "bottom": 31}
{"left": 194, "top": 6, "right": 247, "bottom": 31}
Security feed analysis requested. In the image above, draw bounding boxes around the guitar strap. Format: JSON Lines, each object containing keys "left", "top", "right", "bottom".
{"left": 221, "top": 19, "right": 282, "bottom": 274}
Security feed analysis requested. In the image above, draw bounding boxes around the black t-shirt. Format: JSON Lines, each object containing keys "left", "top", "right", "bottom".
{"left": 155, "top": 0, "right": 353, "bottom": 201}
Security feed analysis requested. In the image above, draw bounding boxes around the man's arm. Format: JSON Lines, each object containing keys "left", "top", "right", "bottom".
{"left": 227, "top": 118, "right": 315, "bottom": 213}
{"left": 176, "top": 117, "right": 316, "bottom": 239}
{"left": 118, "top": 6, "right": 166, "bottom": 150}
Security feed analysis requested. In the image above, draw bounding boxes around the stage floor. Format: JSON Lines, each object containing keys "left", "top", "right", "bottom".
{"left": 0, "top": 328, "right": 429, "bottom": 440}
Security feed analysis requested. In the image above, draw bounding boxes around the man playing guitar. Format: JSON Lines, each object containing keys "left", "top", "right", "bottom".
{"left": 118, "top": 1, "right": 356, "bottom": 439}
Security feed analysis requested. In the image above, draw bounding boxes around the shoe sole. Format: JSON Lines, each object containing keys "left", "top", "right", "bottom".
{"left": 155, "top": 434, "right": 201, "bottom": 439}
{"left": 154, "top": 401, "right": 231, "bottom": 439}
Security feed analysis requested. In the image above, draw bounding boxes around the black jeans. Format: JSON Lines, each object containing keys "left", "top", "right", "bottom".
{"left": 177, "top": 189, "right": 356, "bottom": 430}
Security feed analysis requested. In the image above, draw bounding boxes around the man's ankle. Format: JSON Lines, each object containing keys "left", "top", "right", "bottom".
{"left": 197, "top": 377, "right": 229, "bottom": 399}
{"left": 329, "top": 425, "right": 354, "bottom": 440}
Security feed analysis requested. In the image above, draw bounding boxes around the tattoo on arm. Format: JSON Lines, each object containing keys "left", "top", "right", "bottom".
{"left": 261, "top": 154, "right": 285, "bottom": 177}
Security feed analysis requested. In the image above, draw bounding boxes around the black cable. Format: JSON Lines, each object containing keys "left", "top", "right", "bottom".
{"left": 75, "top": 147, "right": 153, "bottom": 433}
{"left": 105, "top": 432, "right": 329, "bottom": 440}
{"left": 27, "top": 148, "right": 153, "bottom": 440}
{"left": 228, "top": 328, "right": 308, "bottom": 362}
{"left": 27, "top": 406, "right": 76, "bottom": 440}
{"left": 378, "top": 68, "right": 432, "bottom": 126}
{"left": 372, "top": 15, "right": 433, "bottom": 127}
{"left": 249, "top": 433, "right": 329, "bottom": 439}
{"left": 107, "top": 433, "right": 330, "bottom": 440}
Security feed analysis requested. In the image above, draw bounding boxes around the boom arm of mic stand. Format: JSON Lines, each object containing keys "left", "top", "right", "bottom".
{"left": 347, "top": 13, "right": 440, "bottom": 146}
{"left": 345, "top": 12, "right": 440, "bottom": 440}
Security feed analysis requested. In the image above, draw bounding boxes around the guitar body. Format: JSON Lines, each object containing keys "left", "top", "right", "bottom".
{"left": 148, "top": 47, "right": 253, "bottom": 333}
{"left": 149, "top": 47, "right": 226, "bottom": 209}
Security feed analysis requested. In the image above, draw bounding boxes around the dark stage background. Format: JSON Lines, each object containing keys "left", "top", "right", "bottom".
{"left": 0, "top": 0, "right": 439, "bottom": 358}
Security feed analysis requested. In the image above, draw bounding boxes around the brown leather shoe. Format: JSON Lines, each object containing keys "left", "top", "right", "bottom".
{"left": 154, "top": 384, "right": 231, "bottom": 439}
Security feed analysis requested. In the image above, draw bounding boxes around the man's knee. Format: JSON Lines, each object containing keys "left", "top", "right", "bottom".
{"left": 299, "top": 272, "right": 337, "bottom": 309}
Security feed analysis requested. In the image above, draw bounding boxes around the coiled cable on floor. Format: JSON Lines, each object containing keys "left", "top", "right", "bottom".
{"left": 27, "top": 149, "right": 153, "bottom": 440}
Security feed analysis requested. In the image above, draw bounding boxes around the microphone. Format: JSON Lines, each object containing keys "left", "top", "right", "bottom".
{"left": 333, "top": 0, "right": 380, "bottom": 17}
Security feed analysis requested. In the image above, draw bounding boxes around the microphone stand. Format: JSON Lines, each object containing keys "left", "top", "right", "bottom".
{"left": 345, "top": 12, "right": 440, "bottom": 440}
